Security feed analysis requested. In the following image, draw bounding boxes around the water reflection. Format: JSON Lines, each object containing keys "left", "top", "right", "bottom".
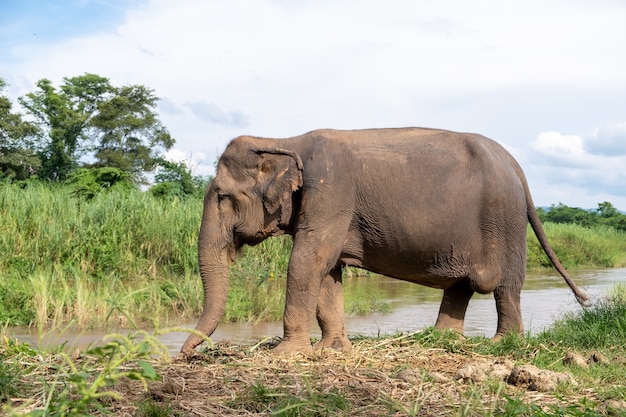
{"left": 8, "top": 269, "right": 626, "bottom": 354}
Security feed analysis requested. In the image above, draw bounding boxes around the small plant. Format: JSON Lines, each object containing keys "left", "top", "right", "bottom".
{"left": 136, "top": 399, "right": 174, "bottom": 417}
{"left": 0, "top": 336, "right": 37, "bottom": 402}
{"left": 28, "top": 331, "right": 165, "bottom": 416}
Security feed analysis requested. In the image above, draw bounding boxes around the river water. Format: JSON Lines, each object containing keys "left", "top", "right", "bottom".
{"left": 9, "top": 268, "right": 626, "bottom": 354}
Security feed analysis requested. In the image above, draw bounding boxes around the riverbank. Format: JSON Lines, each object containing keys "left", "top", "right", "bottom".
{"left": 2, "top": 286, "right": 625, "bottom": 416}
{"left": 2, "top": 183, "right": 626, "bottom": 330}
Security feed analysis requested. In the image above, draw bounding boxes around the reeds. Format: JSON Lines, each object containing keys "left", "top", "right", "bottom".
{"left": 1, "top": 182, "right": 625, "bottom": 330}
{"left": 527, "top": 222, "right": 626, "bottom": 268}
{"left": 0, "top": 182, "right": 201, "bottom": 279}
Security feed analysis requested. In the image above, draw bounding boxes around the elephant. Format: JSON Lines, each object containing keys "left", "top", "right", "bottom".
{"left": 180, "top": 127, "right": 589, "bottom": 355}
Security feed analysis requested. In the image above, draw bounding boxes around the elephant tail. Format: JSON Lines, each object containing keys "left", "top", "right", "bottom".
{"left": 524, "top": 185, "right": 590, "bottom": 306}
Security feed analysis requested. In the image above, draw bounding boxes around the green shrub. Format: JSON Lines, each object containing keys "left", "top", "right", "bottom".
{"left": 65, "top": 167, "right": 135, "bottom": 199}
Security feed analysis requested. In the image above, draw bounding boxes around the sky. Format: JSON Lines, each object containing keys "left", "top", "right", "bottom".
{"left": 1, "top": 0, "right": 626, "bottom": 209}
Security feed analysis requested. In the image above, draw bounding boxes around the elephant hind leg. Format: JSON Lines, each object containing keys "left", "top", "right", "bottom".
{"left": 493, "top": 284, "right": 524, "bottom": 339}
{"left": 314, "top": 266, "right": 352, "bottom": 352}
{"left": 435, "top": 280, "right": 474, "bottom": 334}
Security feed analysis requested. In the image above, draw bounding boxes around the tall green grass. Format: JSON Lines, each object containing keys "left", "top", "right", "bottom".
{"left": 536, "top": 283, "right": 626, "bottom": 350}
{"left": 0, "top": 182, "right": 203, "bottom": 328}
{"left": 0, "top": 182, "right": 201, "bottom": 279}
{"left": 1, "top": 182, "right": 625, "bottom": 329}
{"left": 527, "top": 222, "right": 626, "bottom": 268}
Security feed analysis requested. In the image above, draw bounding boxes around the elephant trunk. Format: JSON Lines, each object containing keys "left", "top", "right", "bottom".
{"left": 180, "top": 205, "right": 233, "bottom": 355}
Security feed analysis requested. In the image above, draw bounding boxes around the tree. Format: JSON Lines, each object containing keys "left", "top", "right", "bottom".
{"left": 597, "top": 201, "right": 619, "bottom": 218}
{"left": 543, "top": 203, "right": 597, "bottom": 227}
{"left": 0, "top": 79, "right": 41, "bottom": 180}
{"left": 150, "top": 158, "right": 209, "bottom": 199}
{"left": 596, "top": 201, "right": 626, "bottom": 231}
{"left": 18, "top": 74, "right": 174, "bottom": 182}
{"left": 89, "top": 85, "right": 174, "bottom": 182}
{"left": 65, "top": 167, "right": 135, "bottom": 199}
{"left": 19, "top": 74, "right": 111, "bottom": 180}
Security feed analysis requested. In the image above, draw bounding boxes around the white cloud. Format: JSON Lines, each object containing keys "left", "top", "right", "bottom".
{"left": 183, "top": 101, "right": 250, "bottom": 127}
{"left": 586, "top": 122, "right": 626, "bottom": 156}
{"left": 3, "top": 0, "right": 626, "bottom": 208}
{"left": 164, "top": 148, "right": 213, "bottom": 177}
{"left": 531, "top": 132, "right": 587, "bottom": 167}
{"left": 528, "top": 129, "right": 626, "bottom": 207}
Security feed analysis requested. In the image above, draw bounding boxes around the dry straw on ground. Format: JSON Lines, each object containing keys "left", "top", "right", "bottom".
{"left": 85, "top": 333, "right": 618, "bottom": 416}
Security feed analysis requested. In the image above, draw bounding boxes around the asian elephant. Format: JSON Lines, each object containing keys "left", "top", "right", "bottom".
{"left": 180, "top": 127, "right": 588, "bottom": 355}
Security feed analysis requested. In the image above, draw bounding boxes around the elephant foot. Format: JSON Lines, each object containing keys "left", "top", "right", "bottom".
{"left": 434, "top": 322, "right": 465, "bottom": 336}
{"left": 273, "top": 339, "right": 314, "bottom": 355}
{"left": 492, "top": 328, "right": 523, "bottom": 342}
{"left": 314, "top": 336, "right": 352, "bottom": 352}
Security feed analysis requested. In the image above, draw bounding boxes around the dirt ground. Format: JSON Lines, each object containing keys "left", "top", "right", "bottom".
{"left": 96, "top": 335, "right": 625, "bottom": 416}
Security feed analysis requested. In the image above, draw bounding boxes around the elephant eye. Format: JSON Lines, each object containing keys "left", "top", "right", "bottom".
{"left": 217, "top": 193, "right": 228, "bottom": 202}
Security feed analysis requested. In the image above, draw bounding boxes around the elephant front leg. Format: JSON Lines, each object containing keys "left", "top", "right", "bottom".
{"left": 274, "top": 243, "right": 331, "bottom": 354}
{"left": 435, "top": 280, "right": 474, "bottom": 334}
{"left": 314, "top": 266, "right": 352, "bottom": 352}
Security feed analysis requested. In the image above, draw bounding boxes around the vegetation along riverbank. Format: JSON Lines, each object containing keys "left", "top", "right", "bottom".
{"left": 2, "top": 74, "right": 625, "bottom": 415}
{"left": 1, "top": 182, "right": 626, "bottom": 330}
{"left": 1, "top": 284, "right": 625, "bottom": 415}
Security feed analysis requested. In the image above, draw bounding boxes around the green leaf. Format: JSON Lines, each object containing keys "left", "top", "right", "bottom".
{"left": 136, "top": 360, "right": 159, "bottom": 381}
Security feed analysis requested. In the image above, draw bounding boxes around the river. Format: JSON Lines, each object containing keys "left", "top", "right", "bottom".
{"left": 9, "top": 268, "right": 626, "bottom": 354}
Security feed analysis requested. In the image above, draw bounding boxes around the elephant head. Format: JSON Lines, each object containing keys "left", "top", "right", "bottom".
{"left": 180, "top": 137, "right": 303, "bottom": 354}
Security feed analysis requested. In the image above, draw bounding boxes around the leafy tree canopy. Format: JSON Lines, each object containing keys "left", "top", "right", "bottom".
{"left": 89, "top": 84, "right": 175, "bottom": 181}
{"left": 539, "top": 201, "right": 626, "bottom": 232}
{"left": 17, "top": 73, "right": 174, "bottom": 182}
{"left": 0, "top": 79, "right": 41, "bottom": 180}
{"left": 65, "top": 167, "right": 135, "bottom": 200}
{"left": 150, "top": 157, "right": 210, "bottom": 199}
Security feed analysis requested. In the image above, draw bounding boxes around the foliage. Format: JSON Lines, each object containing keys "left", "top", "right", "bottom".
{"left": 0, "top": 182, "right": 200, "bottom": 281}
{"left": 0, "top": 181, "right": 625, "bottom": 328}
{"left": 0, "top": 282, "right": 35, "bottom": 325}
{"left": 232, "top": 380, "right": 352, "bottom": 416}
{"left": 2, "top": 332, "right": 164, "bottom": 416}
{"left": 527, "top": 222, "right": 626, "bottom": 268}
{"left": 18, "top": 75, "right": 109, "bottom": 181}
{"left": 16, "top": 74, "right": 174, "bottom": 182}
{"left": 65, "top": 167, "right": 136, "bottom": 199}
{"left": 1, "top": 287, "right": 626, "bottom": 416}
{"left": 135, "top": 399, "right": 174, "bottom": 417}
{"left": 0, "top": 79, "right": 41, "bottom": 180}
{"left": 150, "top": 157, "right": 210, "bottom": 200}
{"left": 539, "top": 201, "right": 626, "bottom": 231}
{"left": 535, "top": 283, "right": 626, "bottom": 350}
{"left": 89, "top": 84, "right": 174, "bottom": 181}
{"left": 0, "top": 338, "right": 33, "bottom": 402}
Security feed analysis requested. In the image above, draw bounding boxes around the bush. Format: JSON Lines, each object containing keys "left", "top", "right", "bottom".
{"left": 65, "top": 167, "right": 135, "bottom": 199}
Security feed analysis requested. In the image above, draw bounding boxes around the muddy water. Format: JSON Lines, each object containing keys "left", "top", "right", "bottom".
{"left": 9, "top": 269, "right": 626, "bottom": 354}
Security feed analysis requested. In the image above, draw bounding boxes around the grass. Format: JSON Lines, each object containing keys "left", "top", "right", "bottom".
{"left": 535, "top": 283, "right": 626, "bottom": 350}
{"left": 1, "top": 285, "right": 625, "bottom": 415}
{"left": 527, "top": 222, "right": 626, "bottom": 268}
{"left": 0, "top": 182, "right": 200, "bottom": 280}
{"left": 1, "top": 182, "right": 626, "bottom": 330}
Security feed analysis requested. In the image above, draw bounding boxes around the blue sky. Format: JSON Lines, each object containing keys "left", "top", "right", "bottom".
{"left": 1, "top": 0, "right": 626, "bottom": 209}
{"left": 0, "top": 0, "right": 136, "bottom": 47}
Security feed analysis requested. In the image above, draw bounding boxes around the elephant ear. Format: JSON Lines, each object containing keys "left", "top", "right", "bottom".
{"left": 254, "top": 147, "right": 304, "bottom": 225}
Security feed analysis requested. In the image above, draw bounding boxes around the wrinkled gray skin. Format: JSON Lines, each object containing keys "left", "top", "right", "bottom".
{"left": 180, "top": 128, "right": 589, "bottom": 355}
